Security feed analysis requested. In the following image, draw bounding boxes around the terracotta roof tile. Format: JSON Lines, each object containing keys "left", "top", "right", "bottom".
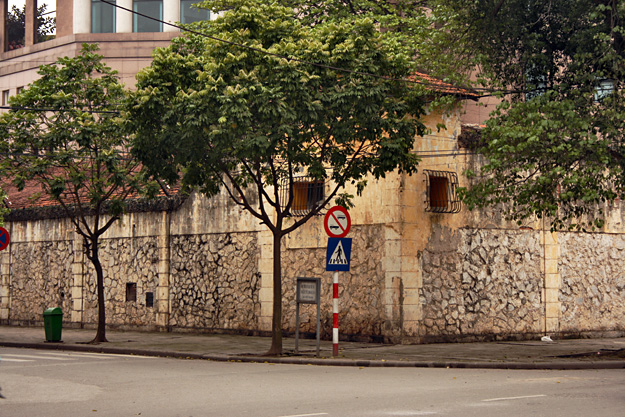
{"left": 412, "top": 72, "right": 479, "bottom": 100}
{"left": 1, "top": 176, "right": 182, "bottom": 219}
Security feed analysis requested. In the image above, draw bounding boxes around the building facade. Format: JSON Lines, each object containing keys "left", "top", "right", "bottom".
{"left": 0, "top": 0, "right": 211, "bottom": 102}
{"left": 1, "top": 1, "right": 624, "bottom": 343}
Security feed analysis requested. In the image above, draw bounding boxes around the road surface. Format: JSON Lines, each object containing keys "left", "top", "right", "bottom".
{"left": 1, "top": 347, "right": 623, "bottom": 416}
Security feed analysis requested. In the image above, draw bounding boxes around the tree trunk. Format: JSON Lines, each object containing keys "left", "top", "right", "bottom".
{"left": 266, "top": 231, "right": 283, "bottom": 355}
{"left": 90, "top": 236, "right": 108, "bottom": 343}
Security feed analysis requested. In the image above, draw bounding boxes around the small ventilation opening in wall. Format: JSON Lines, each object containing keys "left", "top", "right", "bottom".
{"left": 126, "top": 283, "right": 137, "bottom": 302}
{"left": 146, "top": 292, "right": 154, "bottom": 308}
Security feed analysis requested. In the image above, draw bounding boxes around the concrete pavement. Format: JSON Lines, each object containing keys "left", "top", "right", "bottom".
{"left": 1, "top": 325, "right": 624, "bottom": 369}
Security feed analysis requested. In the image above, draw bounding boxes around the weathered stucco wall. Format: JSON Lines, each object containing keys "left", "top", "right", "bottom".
{"left": 2, "top": 198, "right": 625, "bottom": 342}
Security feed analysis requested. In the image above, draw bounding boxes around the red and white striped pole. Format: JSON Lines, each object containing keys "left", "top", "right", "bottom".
{"left": 332, "top": 270, "right": 339, "bottom": 356}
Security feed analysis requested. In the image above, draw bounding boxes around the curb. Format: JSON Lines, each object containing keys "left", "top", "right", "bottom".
{"left": 2, "top": 341, "right": 624, "bottom": 370}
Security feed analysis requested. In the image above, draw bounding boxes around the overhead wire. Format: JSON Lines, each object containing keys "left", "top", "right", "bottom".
{"left": 0, "top": 1, "right": 487, "bottom": 162}
{"left": 0, "top": 105, "right": 120, "bottom": 114}
{"left": 97, "top": 0, "right": 481, "bottom": 95}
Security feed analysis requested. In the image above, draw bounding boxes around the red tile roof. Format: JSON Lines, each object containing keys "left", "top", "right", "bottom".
{"left": 412, "top": 72, "right": 479, "bottom": 100}
{"left": 1, "top": 176, "right": 183, "bottom": 221}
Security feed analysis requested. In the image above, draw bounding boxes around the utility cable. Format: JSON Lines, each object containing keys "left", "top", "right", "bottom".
{"left": 98, "top": 0, "right": 477, "bottom": 95}
{"left": 0, "top": 105, "right": 120, "bottom": 114}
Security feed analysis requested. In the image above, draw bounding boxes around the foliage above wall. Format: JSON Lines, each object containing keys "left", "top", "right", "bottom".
{"left": 454, "top": 0, "right": 625, "bottom": 231}
{"left": 0, "top": 44, "right": 158, "bottom": 343}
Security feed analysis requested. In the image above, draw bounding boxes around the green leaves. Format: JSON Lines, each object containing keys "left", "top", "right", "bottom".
{"left": 130, "top": 0, "right": 427, "bottom": 226}
{"left": 0, "top": 44, "right": 154, "bottom": 236}
{"left": 454, "top": 0, "right": 625, "bottom": 231}
{"left": 463, "top": 80, "right": 625, "bottom": 230}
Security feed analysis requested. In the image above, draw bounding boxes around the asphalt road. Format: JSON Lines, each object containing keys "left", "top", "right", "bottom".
{"left": 1, "top": 347, "right": 624, "bottom": 417}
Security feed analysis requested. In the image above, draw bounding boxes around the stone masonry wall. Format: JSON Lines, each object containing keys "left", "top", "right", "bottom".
{"left": 420, "top": 227, "right": 544, "bottom": 341}
{"left": 168, "top": 232, "right": 261, "bottom": 330}
{"left": 5, "top": 211, "right": 625, "bottom": 343}
{"left": 282, "top": 225, "right": 386, "bottom": 341}
{"left": 8, "top": 241, "right": 73, "bottom": 323}
{"left": 83, "top": 237, "right": 160, "bottom": 328}
{"left": 559, "top": 233, "right": 625, "bottom": 333}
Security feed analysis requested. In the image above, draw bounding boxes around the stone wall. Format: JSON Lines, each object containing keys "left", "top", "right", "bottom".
{"left": 8, "top": 241, "right": 73, "bottom": 323}
{"left": 168, "top": 232, "right": 261, "bottom": 330}
{"left": 559, "top": 233, "right": 625, "bottom": 334}
{"left": 420, "top": 227, "right": 544, "bottom": 342}
{"left": 4, "top": 197, "right": 625, "bottom": 344}
{"left": 282, "top": 225, "right": 386, "bottom": 341}
{"left": 82, "top": 237, "right": 160, "bottom": 328}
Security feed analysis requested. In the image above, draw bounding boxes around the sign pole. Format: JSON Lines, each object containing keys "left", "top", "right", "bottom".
{"left": 324, "top": 206, "right": 352, "bottom": 358}
{"left": 332, "top": 270, "right": 339, "bottom": 357}
{"left": 295, "top": 277, "right": 321, "bottom": 357}
{"left": 295, "top": 300, "right": 301, "bottom": 354}
{"left": 316, "top": 291, "right": 321, "bottom": 357}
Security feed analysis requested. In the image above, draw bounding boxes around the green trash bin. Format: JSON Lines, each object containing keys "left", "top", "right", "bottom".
{"left": 43, "top": 307, "right": 63, "bottom": 342}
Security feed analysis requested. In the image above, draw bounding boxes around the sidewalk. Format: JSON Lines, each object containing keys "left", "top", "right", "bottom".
{"left": 1, "top": 325, "right": 624, "bottom": 369}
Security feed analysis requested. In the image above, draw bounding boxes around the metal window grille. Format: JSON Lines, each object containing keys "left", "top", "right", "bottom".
{"left": 279, "top": 176, "right": 325, "bottom": 217}
{"left": 424, "top": 170, "right": 461, "bottom": 213}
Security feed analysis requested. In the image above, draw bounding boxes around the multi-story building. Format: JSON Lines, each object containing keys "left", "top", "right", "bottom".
{"left": 0, "top": 0, "right": 211, "bottom": 101}
{"left": 1, "top": 1, "right": 624, "bottom": 344}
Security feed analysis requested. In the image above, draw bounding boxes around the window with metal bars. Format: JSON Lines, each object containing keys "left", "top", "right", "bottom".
{"left": 424, "top": 170, "right": 461, "bottom": 213}
{"left": 279, "top": 176, "right": 324, "bottom": 216}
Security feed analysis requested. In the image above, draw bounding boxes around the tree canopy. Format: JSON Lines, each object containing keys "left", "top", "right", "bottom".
{"left": 0, "top": 44, "right": 155, "bottom": 343}
{"left": 456, "top": 0, "right": 625, "bottom": 230}
{"left": 128, "top": 0, "right": 438, "bottom": 354}
{"left": 0, "top": 188, "right": 6, "bottom": 226}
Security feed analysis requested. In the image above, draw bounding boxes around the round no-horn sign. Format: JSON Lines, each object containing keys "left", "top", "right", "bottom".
{"left": 324, "top": 206, "right": 351, "bottom": 238}
{"left": 0, "top": 227, "right": 10, "bottom": 251}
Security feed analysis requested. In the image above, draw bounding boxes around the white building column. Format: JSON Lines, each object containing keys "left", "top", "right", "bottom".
{"left": 73, "top": 0, "right": 91, "bottom": 34}
{"left": 163, "top": 0, "right": 180, "bottom": 32}
{"left": 117, "top": 0, "right": 134, "bottom": 33}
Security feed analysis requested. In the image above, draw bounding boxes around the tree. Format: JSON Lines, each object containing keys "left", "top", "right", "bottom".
{"left": 271, "top": 0, "right": 475, "bottom": 87}
{"left": 129, "top": 0, "right": 429, "bottom": 354}
{"left": 454, "top": 0, "right": 625, "bottom": 230}
{"left": 0, "top": 188, "right": 7, "bottom": 225}
{"left": 0, "top": 44, "right": 155, "bottom": 343}
{"left": 6, "top": 4, "right": 56, "bottom": 49}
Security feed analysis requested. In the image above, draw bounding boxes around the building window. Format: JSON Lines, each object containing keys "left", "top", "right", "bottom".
{"left": 92, "top": 0, "right": 116, "bottom": 33}
{"left": 126, "top": 282, "right": 137, "bottom": 302}
{"left": 424, "top": 170, "right": 461, "bottom": 213}
{"left": 594, "top": 79, "right": 614, "bottom": 102}
{"left": 180, "top": 0, "right": 210, "bottom": 24}
{"left": 133, "top": 0, "right": 163, "bottom": 32}
{"left": 524, "top": 63, "right": 548, "bottom": 101}
{"left": 2, "top": 90, "right": 9, "bottom": 106}
{"left": 279, "top": 176, "right": 324, "bottom": 216}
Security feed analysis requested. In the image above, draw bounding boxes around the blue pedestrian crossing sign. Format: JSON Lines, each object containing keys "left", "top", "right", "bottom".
{"left": 326, "top": 238, "right": 352, "bottom": 271}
